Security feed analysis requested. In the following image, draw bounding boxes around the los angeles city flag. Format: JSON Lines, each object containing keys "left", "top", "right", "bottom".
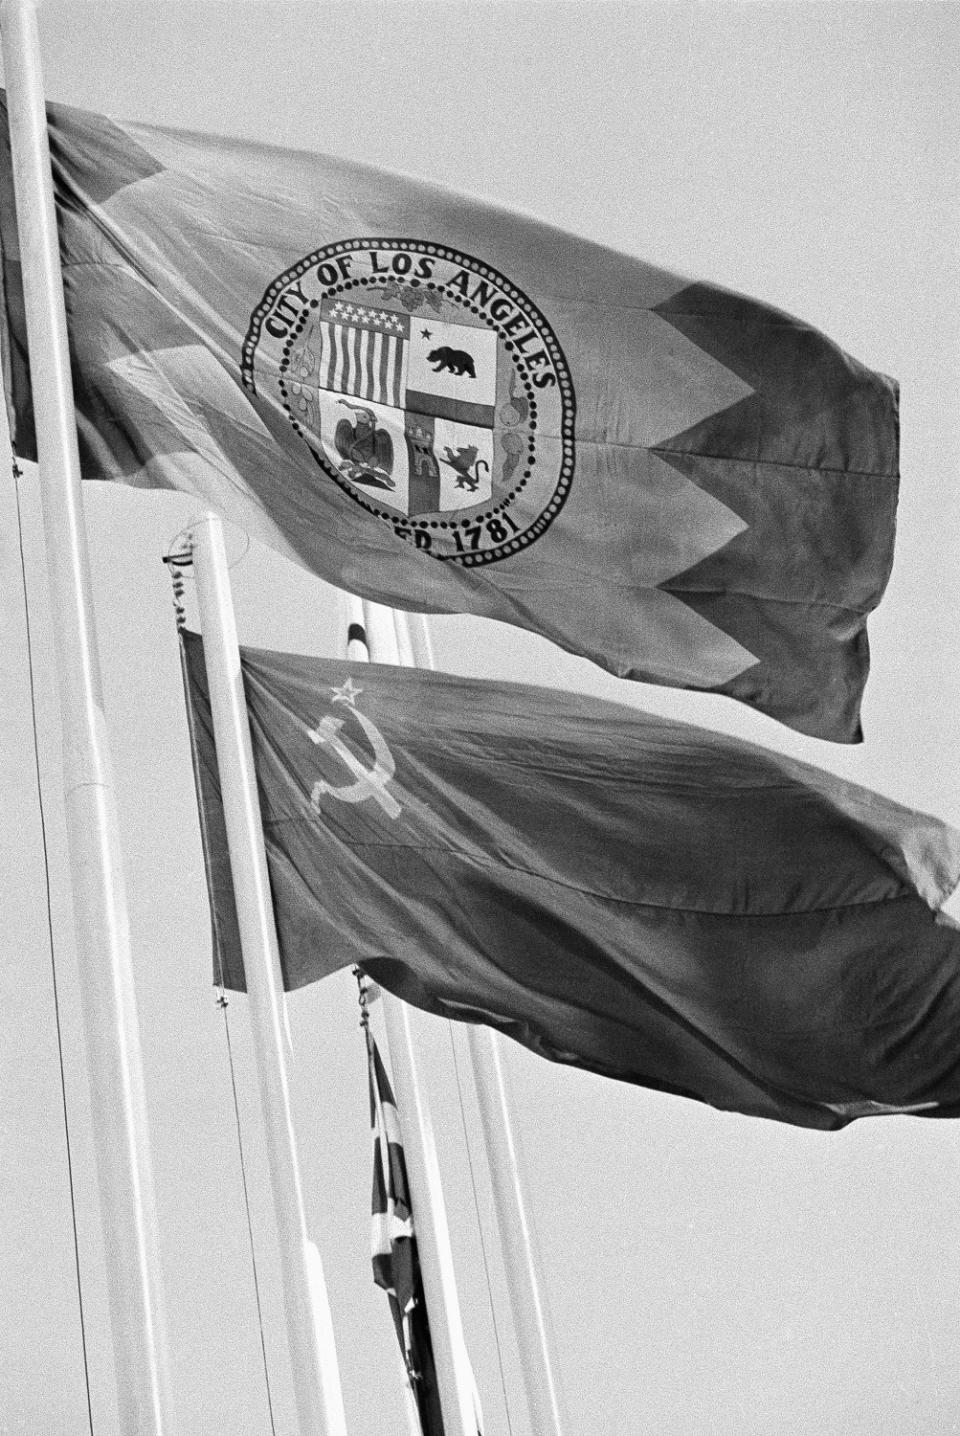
{"left": 1, "top": 95, "right": 899, "bottom": 739}
{"left": 181, "top": 633, "right": 960, "bottom": 1132}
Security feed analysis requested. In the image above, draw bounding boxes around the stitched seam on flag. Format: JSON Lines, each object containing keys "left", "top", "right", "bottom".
{"left": 265, "top": 824, "right": 927, "bottom": 916}
{"left": 44, "top": 260, "right": 898, "bottom": 488}
{"left": 658, "top": 587, "right": 877, "bottom": 616}
{"left": 382, "top": 858, "right": 924, "bottom": 916}
{"left": 649, "top": 445, "right": 899, "bottom": 480}
{"left": 265, "top": 767, "right": 913, "bottom": 799}
{"left": 462, "top": 546, "right": 881, "bottom": 616}
{"left": 61, "top": 258, "right": 147, "bottom": 276}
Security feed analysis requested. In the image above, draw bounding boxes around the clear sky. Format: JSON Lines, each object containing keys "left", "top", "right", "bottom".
{"left": 1, "top": 3, "right": 958, "bottom": 1434}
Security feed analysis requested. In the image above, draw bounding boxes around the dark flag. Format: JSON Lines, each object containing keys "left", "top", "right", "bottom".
{"left": 1, "top": 93, "right": 899, "bottom": 739}
{"left": 367, "top": 1023, "right": 447, "bottom": 1436}
{"left": 181, "top": 631, "right": 960, "bottom": 1131}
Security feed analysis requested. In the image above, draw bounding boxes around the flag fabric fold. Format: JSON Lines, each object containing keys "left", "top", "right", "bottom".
{"left": 181, "top": 631, "right": 960, "bottom": 1132}
{"left": 367, "top": 1022, "right": 447, "bottom": 1436}
{"left": 1, "top": 93, "right": 899, "bottom": 739}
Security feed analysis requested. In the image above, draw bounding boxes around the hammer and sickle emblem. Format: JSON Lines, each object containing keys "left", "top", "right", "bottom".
{"left": 307, "top": 707, "right": 401, "bottom": 820}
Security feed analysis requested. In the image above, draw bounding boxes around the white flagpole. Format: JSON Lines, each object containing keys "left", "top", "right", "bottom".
{"left": 190, "top": 514, "right": 347, "bottom": 1436}
{"left": 353, "top": 597, "right": 480, "bottom": 1436}
{"left": 393, "top": 606, "right": 568, "bottom": 1436}
{"left": 463, "top": 1028, "right": 567, "bottom": 1435}
{"left": 0, "top": 3, "right": 175, "bottom": 1429}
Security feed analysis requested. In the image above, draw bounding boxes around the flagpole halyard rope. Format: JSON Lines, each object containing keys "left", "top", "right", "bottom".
{"left": 446, "top": 1023, "right": 515, "bottom": 1436}
{"left": 12, "top": 459, "right": 95, "bottom": 1436}
{"left": 216, "top": 990, "right": 280, "bottom": 1436}
{"left": 1, "top": 9, "right": 176, "bottom": 1419}
{"left": 167, "top": 550, "right": 278, "bottom": 1435}
{"left": 188, "top": 515, "right": 349, "bottom": 1436}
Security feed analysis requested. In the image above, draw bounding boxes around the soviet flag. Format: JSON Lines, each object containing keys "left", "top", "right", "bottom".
{"left": 182, "top": 634, "right": 960, "bottom": 1132}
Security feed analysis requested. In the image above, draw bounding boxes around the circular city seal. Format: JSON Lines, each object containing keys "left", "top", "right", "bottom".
{"left": 241, "top": 239, "right": 575, "bottom": 565}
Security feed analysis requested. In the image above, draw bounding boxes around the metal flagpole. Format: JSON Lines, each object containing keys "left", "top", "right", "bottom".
{"left": 463, "top": 1028, "right": 567, "bottom": 1434}
{"left": 190, "top": 514, "right": 348, "bottom": 1436}
{"left": 0, "top": 3, "right": 175, "bottom": 1429}
{"left": 352, "top": 596, "right": 480, "bottom": 1436}
{"left": 393, "top": 606, "right": 569, "bottom": 1436}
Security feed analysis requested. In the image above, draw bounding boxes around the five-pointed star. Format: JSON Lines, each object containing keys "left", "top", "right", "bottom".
{"left": 331, "top": 677, "right": 362, "bottom": 706}
{"left": 421, "top": 327, "right": 432, "bottom": 338}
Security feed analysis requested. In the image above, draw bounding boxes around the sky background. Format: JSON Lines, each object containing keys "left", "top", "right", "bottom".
{"left": 1, "top": 2, "right": 959, "bottom": 1433}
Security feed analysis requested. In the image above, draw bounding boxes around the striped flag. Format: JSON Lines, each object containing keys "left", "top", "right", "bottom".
{"left": 368, "top": 1025, "right": 447, "bottom": 1436}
